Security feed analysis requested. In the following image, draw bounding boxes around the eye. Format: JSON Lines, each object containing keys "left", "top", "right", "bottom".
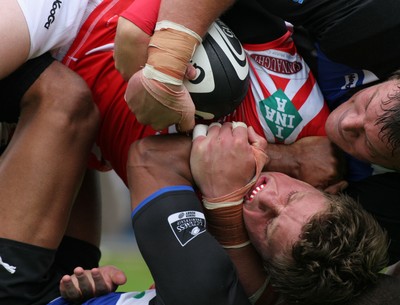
{"left": 286, "top": 191, "right": 298, "bottom": 204}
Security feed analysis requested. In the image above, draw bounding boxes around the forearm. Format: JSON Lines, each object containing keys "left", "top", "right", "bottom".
{"left": 264, "top": 143, "right": 299, "bottom": 178}
{"left": 158, "top": 0, "right": 235, "bottom": 37}
{"left": 128, "top": 134, "right": 250, "bottom": 305}
{"left": 114, "top": 17, "right": 150, "bottom": 81}
{"left": 114, "top": 0, "right": 158, "bottom": 80}
{"left": 227, "top": 245, "right": 281, "bottom": 305}
{"left": 132, "top": 189, "right": 251, "bottom": 305}
{"left": 265, "top": 137, "right": 346, "bottom": 190}
{"left": 226, "top": 245, "right": 267, "bottom": 297}
{"left": 127, "top": 134, "right": 194, "bottom": 209}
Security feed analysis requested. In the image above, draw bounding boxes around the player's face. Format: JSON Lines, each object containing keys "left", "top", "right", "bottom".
{"left": 325, "top": 79, "right": 399, "bottom": 169}
{"left": 243, "top": 172, "right": 328, "bottom": 260}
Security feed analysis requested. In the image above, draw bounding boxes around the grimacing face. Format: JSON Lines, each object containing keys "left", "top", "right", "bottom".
{"left": 243, "top": 172, "right": 328, "bottom": 260}
{"left": 325, "top": 79, "right": 399, "bottom": 169}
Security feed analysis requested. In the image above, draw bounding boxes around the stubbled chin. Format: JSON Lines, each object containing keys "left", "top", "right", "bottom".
{"left": 324, "top": 117, "right": 335, "bottom": 138}
{"left": 242, "top": 206, "right": 261, "bottom": 226}
{"left": 325, "top": 119, "right": 340, "bottom": 146}
{"left": 243, "top": 199, "right": 259, "bottom": 214}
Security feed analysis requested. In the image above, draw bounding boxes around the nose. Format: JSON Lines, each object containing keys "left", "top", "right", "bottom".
{"left": 341, "top": 112, "right": 363, "bottom": 137}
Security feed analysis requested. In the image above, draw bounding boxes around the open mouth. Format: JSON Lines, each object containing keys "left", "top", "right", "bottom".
{"left": 246, "top": 176, "right": 268, "bottom": 201}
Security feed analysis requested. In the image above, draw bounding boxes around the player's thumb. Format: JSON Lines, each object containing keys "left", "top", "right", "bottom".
{"left": 248, "top": 126, "right": 267, "bottom": 152}
{"left": 185, "top": 63, "right": 197, "bottom": 80}
{"left": 248, "top": 126, "right": 269, "bottom": 170}
{"left": 176, "top": 89, "right": 195, "bottom": 132}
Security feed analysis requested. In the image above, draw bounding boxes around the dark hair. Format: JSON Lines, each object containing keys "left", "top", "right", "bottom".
{"left": 264, "top": 193, "right": 389, "bottom": 305}
{"left": 377, "top": 71, "right": 400, "bottom": 170}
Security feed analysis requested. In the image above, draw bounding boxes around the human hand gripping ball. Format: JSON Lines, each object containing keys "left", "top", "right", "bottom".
{"left": 125, "top": 20, "right": 249, "bottom": 132}
{"left": 191, "top": 122, "right": 268, "bottom": 248}
{"left": 125, "top": 21, "right": 201, "bottom": 132}
{"left": 125, "top": 68, "right": 196, "bottom": 132}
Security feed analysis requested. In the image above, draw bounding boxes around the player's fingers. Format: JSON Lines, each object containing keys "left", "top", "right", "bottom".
{"left": 75, "top": 268, "right": 94, "bottom": 299}
{"left": 192, "top": 124, "right": 208, "bottom": 141}
{"left": 114, "top": 271, "right": 128, "bottom": 285}
{"left": 218, "top": 121, "right": 233, "bottom": 135}
{"left": 60, "top": 275, "right": 82, "bottom": 300}
{"left": 231, "top": 121, "right": 248, "bottom": 139}
{"left": 207, "top": 122, "right": 222, "bottom": 137}
{"left": 91, "top": 268, "right": 109, "bottom": 295}
{"left": 232, "top": 121, "right": 247, "bottom": 130}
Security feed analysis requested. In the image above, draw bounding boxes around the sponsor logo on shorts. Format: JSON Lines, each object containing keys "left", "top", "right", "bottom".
{"left": 168, "top": 211, "right": 206, "bottom": 246}
{"left": 259, "top": 89, "right": 302, "bottom": 141}
{"left": 44, "top": 0, "right": 62, "bottom": 29}
{"left": 0, "top": 256, "right": 16, "bottom": 274}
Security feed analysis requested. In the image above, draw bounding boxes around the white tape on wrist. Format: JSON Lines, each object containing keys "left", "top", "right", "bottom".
{"left": 156, "top": 20, "right": 203, "bottom": 43}
{"left": 249, "top": 277, "right": 269, "bottom": 304}
{"left": 222, "top": 240, "right": 251, "bottom": 249}
{"left": 142, "top": 64, "right": 183, "bottom": 86}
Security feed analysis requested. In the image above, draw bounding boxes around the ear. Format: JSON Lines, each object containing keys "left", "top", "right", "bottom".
{"left": 323, "top": 180, "right": 349, "bottom": 194}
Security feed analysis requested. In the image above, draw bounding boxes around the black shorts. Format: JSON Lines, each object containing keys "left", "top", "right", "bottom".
{"left": 0, "top": 53, "right": 55, "bottom": 123}
{"left": 0, "top": 236, "right": 100, "bottom": 305}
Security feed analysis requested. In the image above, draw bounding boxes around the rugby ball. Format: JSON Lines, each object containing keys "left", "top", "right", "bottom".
{"left": 185, "top": 19, "right": 249, "bottom": 120}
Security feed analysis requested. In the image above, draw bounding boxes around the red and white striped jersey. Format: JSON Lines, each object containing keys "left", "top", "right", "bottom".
{"left": 222, "top": 30, "right": 329, "bottom": 144}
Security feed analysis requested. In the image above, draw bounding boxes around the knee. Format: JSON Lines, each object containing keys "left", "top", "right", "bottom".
{"left": 21, "top": 61, "right": 100, "bottom": 137}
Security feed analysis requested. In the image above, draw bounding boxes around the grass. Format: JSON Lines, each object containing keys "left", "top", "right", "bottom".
{"left": 100, "top": 249, "right": 154, "bottom": 292}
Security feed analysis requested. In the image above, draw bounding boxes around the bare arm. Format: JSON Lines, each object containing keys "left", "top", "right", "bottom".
{"left": 227, "top": 246, "right": 280, "bottom": 305}
{"left": 127, "top": 134, "right": 194, "bottom": 208}
{"left": 127, "top": 133, "right": 252, "bottom": 305}
{"left": 114, "top": 17, "right": 150, "bottom": 81}
{"left": 158, "top": 0, "right": 235, "bottom": 37}
{"left": 124, "top": 0, "right": 236, "bottom": 132}
{"left": 266, "top": 136, "right": 348, "bottom": 193}
{"left": 127, "top": 126, "right": 269, "bottom": 300}
{"left": 190, "top": 123, "right": 271, "bottom": 301}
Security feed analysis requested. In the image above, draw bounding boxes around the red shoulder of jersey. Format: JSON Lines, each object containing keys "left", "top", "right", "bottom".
{"left": 120, "top": 0, "right": 160, "bottom": 35}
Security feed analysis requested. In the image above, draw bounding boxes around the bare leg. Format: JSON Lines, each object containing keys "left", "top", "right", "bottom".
{"left": 0, "top": 0, "right": 30, "bottom": 79}
{"left": 65, "top": 169, "right": 102, "bottom": 248}
{"left": 0, "top": 61, "right": 99, "bottom": 249}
